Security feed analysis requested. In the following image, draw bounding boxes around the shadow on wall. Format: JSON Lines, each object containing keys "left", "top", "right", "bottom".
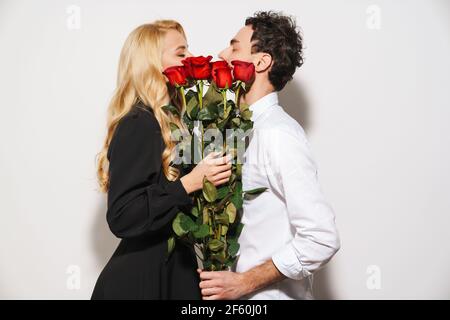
{"left": 278, "top": 79, "right": 312, "bottom": 134}
{"left": 90, "top": 197, "right": 119, "bottom": 285}
{"left": 313, "top": 266, "right": 337, "bottom": 299}
{"left": 280, "top": 79, "right": 337, "bottom": 299}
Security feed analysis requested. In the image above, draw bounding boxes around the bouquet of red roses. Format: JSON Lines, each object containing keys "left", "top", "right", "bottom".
{"left": 163, "top": 56, "right": 266, "bottom": 271}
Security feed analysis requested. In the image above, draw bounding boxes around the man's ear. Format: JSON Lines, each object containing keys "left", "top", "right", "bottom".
{"left": 254, "top": 52, "right": 273, "bottom": 73}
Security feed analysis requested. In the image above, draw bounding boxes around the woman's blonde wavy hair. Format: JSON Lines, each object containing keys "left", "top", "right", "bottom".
{"left": 96, "top": 21, "right": 187, "bottom": 193}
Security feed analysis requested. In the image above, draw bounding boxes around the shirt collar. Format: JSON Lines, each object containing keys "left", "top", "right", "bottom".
{"left": 249, "top": 92, "right": 279, "bottom": 122}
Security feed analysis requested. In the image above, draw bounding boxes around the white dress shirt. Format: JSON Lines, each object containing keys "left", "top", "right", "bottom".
{"left": 235, "top": 92, "right": 340, "bottom": 300}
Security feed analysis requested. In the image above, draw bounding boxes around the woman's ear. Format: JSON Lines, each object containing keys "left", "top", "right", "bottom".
{"left": 254, "top": 52, "right": 273, "bottom": 73}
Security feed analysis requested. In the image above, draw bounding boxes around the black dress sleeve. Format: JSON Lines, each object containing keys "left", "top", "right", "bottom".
{"left": 106, "top": 108, "right": 192, "bottom": 239}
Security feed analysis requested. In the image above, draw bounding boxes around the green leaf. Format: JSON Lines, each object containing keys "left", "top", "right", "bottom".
{"left": 225, "top": 202, "right": 237, "bottom": 223}
{"left": 203, "top": 260, "right": 212, "bottom": 270}
{"left": 203, "top": 81, "right": 223, "bottom": 106}
{"left": 206, "top": 122, "right": 218, "bottom": 130}
{"left": 208, "top": 239, "right": 225, "bottom": 252}
{"left": 182, "top": 111, "right": 194, "bottom": 130}
{"left": 197, "top": 103, "right": 219, "bottom": 121}
{"left": 239, "top": 103, "right": 249, "bottom": 112}
{"left": 215, "top": 212, "right": 229, "bottom": 226}
{"left": 210, "top": 251, "right": 226, "bottom": 263}
{"left": 236, "top": 163, "right": 242, "bottom": 177}
{"left": 235, "top": 223, "right": 244, "bottom": 238}
{"left": 191, "top": 206, "right": 199, "bottom": 218}
{"left": 190, "top": 105, "right": 200, "bottom": 120}
{"left": 203, "top": 176, "right": 217, "bottom": 203}
{"left": 243, "top": 187, "right": 268, "bottom": 200}
{"left": 229, "top": 173, "right": 236, "bottom": 185}
{"left": 231, "top": 118, "right": 241, "bottom": 127}
{"left": 231, "top": 181, "right": 243, "bottom": 210}
{"left": 187, "top": 95, "right": 199, "bottom": 119}
{"left": 216, "top": 117, "right": 230, "bottom": 131}
{"left": 180, "top": 213, "right": 198, "bottom": 232}
{"left": 193, "top": 224, "right": 209, "bottom": 238}
{"left": 185, "top": 89, "right": 196, "bottom": 101}
{"left": 244, "top": 187, "right": 267, "bottom": 194}
{"left": 162, "top": 104, "right": 180, "bottom": 116}
{"left": 240, "top": 109, "right": 252, "bottom": 121}
{"left": 169, "top": 122, "right": 182, "bottom": 141}
{"left": 221, "top": 225, "right": 228, "bottom": 235}
{"left": 240, "top": 120, "right": 253, "bottom": 132}
{"left": 224, "top": 258, "right": 235, "bottom": 268}
{"left": 172, "top": 212, "right": 188, "bottom": 237}
{"left": 217, "top": 185, "right": 230, "bottom": 199}
{"left": 167, "top": 236, "right": 176, "bottom": 256}
{"left": 218, "top": 103, "right": 232, "bottom": 120}
{"left": 202, "top": 207, "right": 210, "bottom": 225}
{"left": 227, "top": 238, "right": 240, "bottom": 257}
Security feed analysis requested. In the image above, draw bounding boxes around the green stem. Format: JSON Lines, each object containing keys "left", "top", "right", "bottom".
{"left": 222, "top": 90, "right": 228, "bottom": 155}
{"left": 196, "top": 81, "right": 205, "bottom": 159}
{"left": 235, "top": 81, "right": 241, "bottom": 108}
{"left": 179, "top": 86, "right": 186, "bottom": 110}
{"left": 199, "top": 80, "right": 204, "bottom": 109}
{"left": 222, "top": 90, "right": 227, "bottom": 114}
{"left": 201, "top": 122, "right": 204, "bottom": 159}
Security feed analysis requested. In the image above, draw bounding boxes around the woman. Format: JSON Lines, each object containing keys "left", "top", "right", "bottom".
{"left": 91, "top": 21, "right": 232, "bottom": 299}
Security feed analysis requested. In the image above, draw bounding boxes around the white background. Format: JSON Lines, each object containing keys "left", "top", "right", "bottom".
{"left": 0, "top": 0, "right": 449, "bottom": 299}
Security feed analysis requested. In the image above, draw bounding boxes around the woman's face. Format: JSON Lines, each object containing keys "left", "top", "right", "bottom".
{"left": 161, "top": 29, "right": 192, "bottom": 70}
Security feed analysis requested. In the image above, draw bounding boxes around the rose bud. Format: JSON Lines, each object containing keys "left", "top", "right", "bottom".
{"left": 182, "top": 56, "right": 213, "bottom": 80}
{"left": 211, "top": 60, "right": 229, "bottom": 79}
{"left": 231, "top": 60, "right": 255, "bottom": 83}
{"left": 163, "top": 65, "right": 188, "bottom": 87}
{"left": 213, "top": 66, "right": 233, "bottom": 89}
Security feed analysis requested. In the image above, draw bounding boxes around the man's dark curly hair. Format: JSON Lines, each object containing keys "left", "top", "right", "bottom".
{"left": 245, "top": 11, "right": 304, "bottom": 91}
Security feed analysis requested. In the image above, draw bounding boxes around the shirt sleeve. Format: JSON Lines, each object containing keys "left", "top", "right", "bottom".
{"left": 106, "top": 110, "right": 192, "bottom": 239}
{"left": 267, "top": 127, "right": 341, "bottom": 280}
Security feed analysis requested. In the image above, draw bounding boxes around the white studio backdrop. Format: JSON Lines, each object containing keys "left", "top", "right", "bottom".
{"left": 0, "top": 0, "right": 449, "bottom": 299}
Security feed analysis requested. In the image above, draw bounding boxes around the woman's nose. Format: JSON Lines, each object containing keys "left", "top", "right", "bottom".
{"left": 218, "top": 48, "right": 229, "bottom": 63}
{"left": 186, "top": 50, "right": 193, "bottom": 58}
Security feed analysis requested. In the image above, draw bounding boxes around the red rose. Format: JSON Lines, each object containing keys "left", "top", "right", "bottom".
{"left": 211, "top": 60, "right": 229, "bottom": 79}
{"left": 231, "top": 60, "right": 255, "bottom": 83}
{"left": 182, "top": 56, "right": 213, "bottom": 80}
{"left": 213, "top": 65, "right": 233, "bottom": 89}
{"left": 163, "top": 66, "right": 188, "bottom": 87}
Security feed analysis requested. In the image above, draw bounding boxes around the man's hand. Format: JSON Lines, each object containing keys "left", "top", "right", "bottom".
{"left": 197, "top": 269, "right": 251, "bottom": 300}
{"left": 198, "top": 260, "right": 286, "bottom": 300}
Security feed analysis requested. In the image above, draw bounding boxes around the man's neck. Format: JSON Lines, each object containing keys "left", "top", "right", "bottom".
{"left": 241, "top": 78, "right": 275, "bottom": 106}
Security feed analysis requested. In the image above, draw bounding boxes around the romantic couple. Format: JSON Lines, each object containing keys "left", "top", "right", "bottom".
{"left": 91, "top": 11, "right": 340, "bottom": 300}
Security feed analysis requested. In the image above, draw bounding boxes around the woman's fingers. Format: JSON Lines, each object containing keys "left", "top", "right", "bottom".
{"left": 203, "top": 151, "right": 221, "bottom": 162}
{"left": 213, "top": 170, "right": 232, "bottom": 182}
{"left": 211, "top": 154, "right": 232, "bottom": 165}
{"left": 200, "top": 152, "right": 233, "bottom": 187}
{"left": 208, "top": 151, "right": 225, "bottom": 159}
{"left": 213, "top": 162, "right": 232, "bottom": 175}
{"left": 214, "top": 177, "right": 231, "bottom": 186}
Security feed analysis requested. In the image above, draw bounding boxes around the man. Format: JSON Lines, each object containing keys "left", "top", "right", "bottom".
{"left": 198, "top": 11, "right": 340, "bottom": 300}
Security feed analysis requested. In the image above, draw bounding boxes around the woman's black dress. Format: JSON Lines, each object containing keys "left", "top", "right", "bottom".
{"left": 91, "top": 103, "right": 201, "bottom": 300}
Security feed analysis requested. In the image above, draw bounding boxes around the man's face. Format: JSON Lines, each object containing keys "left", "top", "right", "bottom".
{"left": 218, "top": 25, "right": 255, "bottom": 65}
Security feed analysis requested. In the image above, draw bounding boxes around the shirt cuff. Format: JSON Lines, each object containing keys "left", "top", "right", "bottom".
{"left": 165, "top": 179, "right": 193, "bottom": 207}
{"left": 271, "top": 243, "right": 310, "bottom": 280}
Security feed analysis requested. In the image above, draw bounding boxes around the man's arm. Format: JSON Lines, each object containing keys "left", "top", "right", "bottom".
{"left": 242, "top": 259, "right": 286, "bottom": 293}
{"left": 269, "top": 128, "right": 340, "bottom": 280}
